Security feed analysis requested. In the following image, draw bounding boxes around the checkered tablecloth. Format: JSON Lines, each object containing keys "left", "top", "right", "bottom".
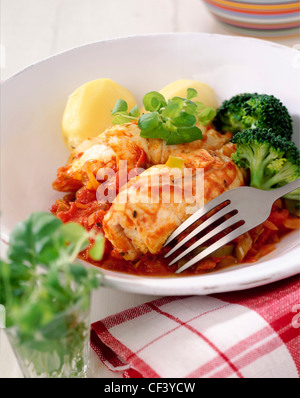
{"left": 91, "top": 275, "right": 300, "bottom": 378}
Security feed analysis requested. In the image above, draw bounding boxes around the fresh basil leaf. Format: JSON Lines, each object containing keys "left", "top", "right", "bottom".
{"left": 138, "top": 112, "right": 159, "bottom": 131}
{"left": 194, "top": 101, "right": 206, "bottom": 111}
{"left": 111, "top": 89, "right": 215, "bottom": 145}
{"left": 165, "top": 131, "right": 182, "bottom": 145}
{"left": 173, "top": 111, "right": 196, "bottom": 128}
{"left": 143, "top": 92, "right": 166, "bottom": 112}
{"left": 0, "top": 260, "right": 31, "bottom": 307}
{"left": 1, "top": 210, "right": 103, "bottom": 376}
{"left": 112, "top": 113, "right": 132, "bottom": 125}
{"left": 161, "top": 102, "right": 181, "bottom": 119}
{"left": 35, "top": 222, "right": 87, "bottom": 266}
{"left": 198, "top": 108, "right": 217, "bottom": 126}
{"left": 111, "top": 100, "right": 139, "bottom": 125}
{"left": 164, "top": 120, "right": 177, "bottom": 133}
{"left": 169, "top": 96, "right": 185, "bottom": 106}
{"left": 59, "top": 222, "right": 87, "bottom": 244}
{"left": 40, "top": 313, "right": 70, "bottom": 339}
{"left": 7, "top": 212, "right": 62, "bottom": 265}
{"left": 111, "top": 98, "right": 128, "bottom": 114}
{"left": 155, "top": 125, "right": 172, "bottom": 141}
{"left": 166, "top": 126, "right": 203, "bottom": 145}
{"left": 139, "top": 128, "right": 155, "bottom": 139}
{"left": 187, "top": 88, "right": 197, "bottom": 100}
{"left": 30, "top": 212, "right": 62, "bottom": 238}
{"left": 129, "top": 105, "right": 140, "bottom": 118}
{"left": 69, "top": 263, "right": 88, "bottom": 282}
{"left": 183, "top": 100, "right": 198, "bottom": 116}
{"left": 89, "top": 234, "right": 105, "bottom": 261}
{"left": 140, "top": 124, "right": 170, "bottom": 141}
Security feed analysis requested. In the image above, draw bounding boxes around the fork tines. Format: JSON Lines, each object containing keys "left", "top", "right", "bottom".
{"left": 164, "top": 179, "right": 300, "bottom": 274}
{"left": 163, "top": 191, "right": 247, "bottom": 274}
{"left": 172, "top": 222, "right": 247, "bottom": 273}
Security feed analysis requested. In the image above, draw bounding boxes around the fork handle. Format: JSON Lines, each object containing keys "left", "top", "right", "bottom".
{"left": 267, "top": 178, "right": 300, "bottom": 201}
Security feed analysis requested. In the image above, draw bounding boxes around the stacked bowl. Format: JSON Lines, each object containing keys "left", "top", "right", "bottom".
{"left": 202, "top": 0, "right": 300, "bottom": 38}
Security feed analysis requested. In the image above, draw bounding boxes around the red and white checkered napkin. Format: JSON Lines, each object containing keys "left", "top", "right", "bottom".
{"left": 90, "top": 275, "right": 300, "bottom": 378}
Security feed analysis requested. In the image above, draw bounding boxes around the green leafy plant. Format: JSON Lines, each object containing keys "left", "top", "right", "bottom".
{"left": 111, "top": 88, "right": 217, "bottom": 145}
{"left": 213, "top": 93, "right": 293, "bottom": 140}
{"left": 0, "top": 212, "right": 104, "bottom": 377}
{"left": 231, "top": 128, "right": 300, "bottom": 198}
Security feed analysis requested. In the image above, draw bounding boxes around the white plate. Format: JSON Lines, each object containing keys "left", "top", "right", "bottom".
{"left": 1, "top": 33, "right": 300, "bottom": 295}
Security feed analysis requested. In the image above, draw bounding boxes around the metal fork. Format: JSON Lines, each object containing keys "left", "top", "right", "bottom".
{"left": 164, "top": 178, "right": 300, "bottom": 274}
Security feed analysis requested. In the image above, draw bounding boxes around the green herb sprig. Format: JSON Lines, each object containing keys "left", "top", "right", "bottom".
{"left": 111, "top": 88, "right": 217, "bottom": 145}
{"left": 0, "top": 212, "right": 104, "bottom": 376}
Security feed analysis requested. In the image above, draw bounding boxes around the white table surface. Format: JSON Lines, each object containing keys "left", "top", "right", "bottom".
{"left": 0, "top": 0, "right": 299, "bottom": 378}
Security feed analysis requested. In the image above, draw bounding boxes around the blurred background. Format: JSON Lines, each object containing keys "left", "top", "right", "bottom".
{"left": 1, "top": 0, "right": 299, "bottom": 81}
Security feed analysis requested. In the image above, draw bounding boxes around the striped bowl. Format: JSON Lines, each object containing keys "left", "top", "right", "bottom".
{"left": 202, "top": 0, "right": 300, "bottom": 38}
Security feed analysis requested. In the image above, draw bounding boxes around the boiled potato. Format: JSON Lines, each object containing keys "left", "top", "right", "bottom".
{"left": 62, "top": 78, "right": 137, "bottom": 151}
{"left": 159, "top": 79, "right": 219, "bottom": 108}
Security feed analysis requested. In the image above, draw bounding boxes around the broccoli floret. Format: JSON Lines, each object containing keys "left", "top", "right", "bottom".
{"left": 213, "top": 93, "right": 293, "bottom": 140}
{"left": 231, "top": 128, "right": 299, "bottom": 193}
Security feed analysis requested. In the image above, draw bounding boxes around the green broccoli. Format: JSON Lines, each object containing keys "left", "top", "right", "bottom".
{"left": 213, "top": 93, "right": 293, "bottom": 140}
{"left": 231, "top": 128, "right": 299, "bottom": 197}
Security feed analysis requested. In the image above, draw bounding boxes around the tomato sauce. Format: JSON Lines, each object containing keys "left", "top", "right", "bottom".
{"left": 50, "top": 185, "right": 299, "bottom": 277}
